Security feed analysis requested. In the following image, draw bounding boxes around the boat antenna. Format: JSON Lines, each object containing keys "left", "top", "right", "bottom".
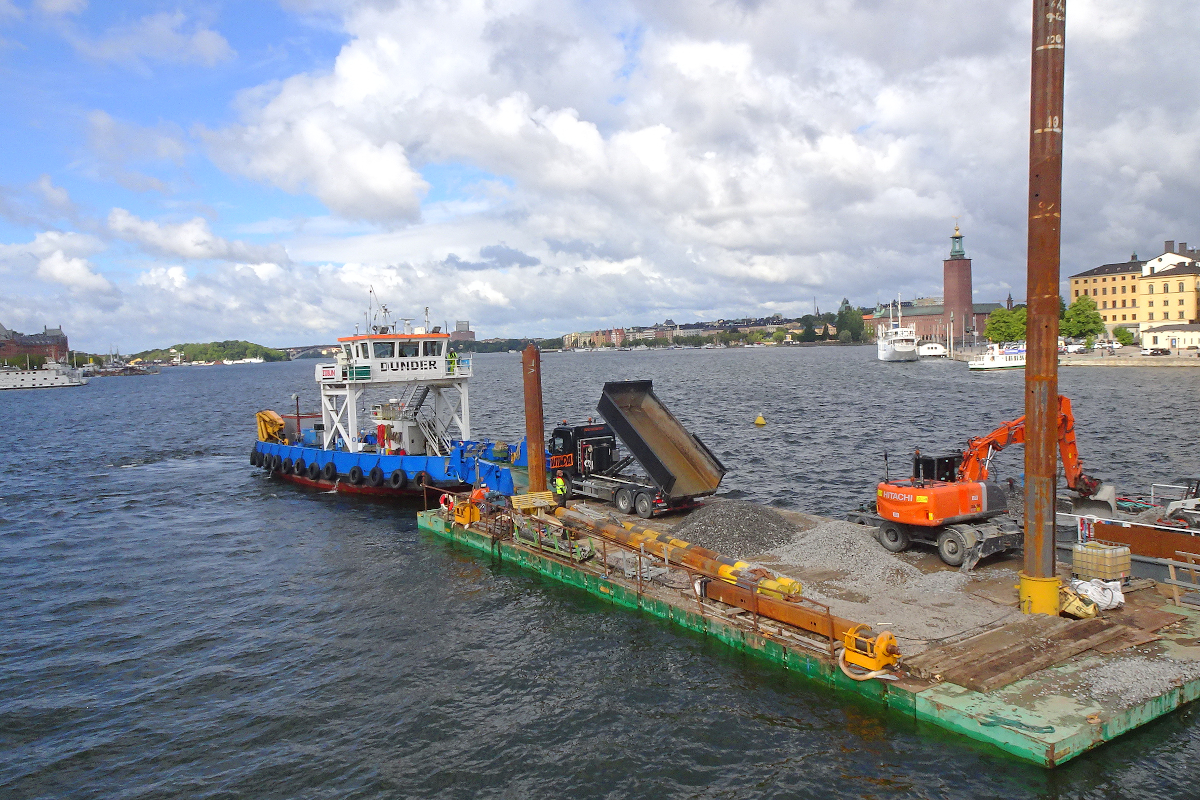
{"left": 424, "top": 306, "right": 430, "bottom": 333}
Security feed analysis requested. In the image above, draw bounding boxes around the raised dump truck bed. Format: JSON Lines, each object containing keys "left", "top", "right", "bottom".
{"left": 597, "top": 380, "right": 725, "bottom": 501}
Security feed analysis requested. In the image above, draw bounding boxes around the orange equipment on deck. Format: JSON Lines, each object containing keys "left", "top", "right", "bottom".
{"left": 876, "top": 395, "right": 1106, "bottom": 529}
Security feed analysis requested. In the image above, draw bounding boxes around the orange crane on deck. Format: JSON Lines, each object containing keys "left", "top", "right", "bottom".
{"left": 848, "top": 395, "right": 1115, "bottom": 570}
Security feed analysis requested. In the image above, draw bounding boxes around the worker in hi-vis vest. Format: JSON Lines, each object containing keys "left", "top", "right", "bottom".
{"left": 554, "top": 470, "right": 567, "bottom": 505}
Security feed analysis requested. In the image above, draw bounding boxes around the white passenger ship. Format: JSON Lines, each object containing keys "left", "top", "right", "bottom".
{"left": 876, "top": 297, "right": 918, "bottom": 362}
{"left": 0, "top": 359, "right": 88, "bottom": 390}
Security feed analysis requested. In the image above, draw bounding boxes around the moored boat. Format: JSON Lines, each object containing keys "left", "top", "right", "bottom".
{"left": 876, "top": 296, "right": 918, "bottom": 362}
{"left": 252, "top": 308, "right": 517, "bottom": 498}
{"left": 968, "top": 342, "right": 1026, "bottom": 370}
{"left": 0, "top": 359, "right": 89, "bottom": 390}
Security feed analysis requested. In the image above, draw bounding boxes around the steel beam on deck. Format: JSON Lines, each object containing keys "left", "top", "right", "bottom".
{"left": 1021, "top": 0, "right": 1067, "bottom": 614}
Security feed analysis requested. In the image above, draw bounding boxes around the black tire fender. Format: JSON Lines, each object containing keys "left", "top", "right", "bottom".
{"left": 389, "top": 470, "right": 408, "bottom": 490}
{"left": 321, "top": 462, "right": 337, "bottom": 481}
{"left": 347, "top": 465, "right": 364, "bottom": 485}
{"left": 281, "top": 458, "right": 293, "bottom": 474}
{"left": 293, "top": 458, "right": 306, "bottom": 476}
{"left": 307, "top": 462, "right": 321, "bottom": 480}
{"left": 250, "top": 448, "right": 260, "bottom": 466}
{"left": 414, "top": 471, "right": 431, "bottom": 488}
{"left": 368, "top": 466, "right": 385, "bottom": 487}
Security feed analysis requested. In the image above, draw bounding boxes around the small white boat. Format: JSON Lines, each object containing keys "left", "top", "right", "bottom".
{"left": 918, "top": 342, "right": 947, "bottom": 358}
{"left": 968, "top": 343, "right": 1026, "bottom": 371}
{"left": 876, "top": 296, "right": 918, "bottom": 362}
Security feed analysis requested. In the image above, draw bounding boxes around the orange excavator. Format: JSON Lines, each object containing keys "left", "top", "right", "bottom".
{"left": 848, "top": 395, "right": 1115, "bottom": 570}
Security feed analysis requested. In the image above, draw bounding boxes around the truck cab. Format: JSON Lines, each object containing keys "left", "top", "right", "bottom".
{"left": 549, "top": 422, "right": 618, "bottom": 478}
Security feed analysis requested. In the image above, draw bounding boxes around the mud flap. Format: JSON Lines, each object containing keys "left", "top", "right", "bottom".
{"left": 961, "top": 532, "right": 1023, "bottom": 572}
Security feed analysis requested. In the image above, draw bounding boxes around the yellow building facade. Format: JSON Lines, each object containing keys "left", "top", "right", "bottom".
{"left": 1068, "top": 245, "right": 1200, "bottom": 337}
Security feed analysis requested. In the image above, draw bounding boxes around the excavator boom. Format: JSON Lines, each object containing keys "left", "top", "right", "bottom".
{"left": 957, "top": 395, "right": 1100, "bottom": 497}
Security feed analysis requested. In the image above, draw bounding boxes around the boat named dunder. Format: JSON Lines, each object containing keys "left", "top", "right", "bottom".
{"left": 252, "top": 305, "right": 517, "bottom": 497}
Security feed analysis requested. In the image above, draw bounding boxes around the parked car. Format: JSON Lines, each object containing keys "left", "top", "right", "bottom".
{"left": 1141, "top": 347, "right": 1170, "bottom": 356}
{"left": 1065, "top": 344, "right": 1087, "bottom": 354}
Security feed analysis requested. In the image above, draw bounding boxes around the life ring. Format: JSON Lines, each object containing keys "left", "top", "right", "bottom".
{"left": 368, "top": 465, "right": 385, "bottom": 487}
{"left": 307, "top": 462, "right": 321, "bottom": 480}
{"left": 321, "top": 462, "right": 337, "bottom": 481}
{"left": 439, "top": 493, "right": 454, "bottom": 511}
{"left": 389, "top": 469, "right": 408, "bottom": 490}
{"left": 281, "top": 458, "right": 293, "bottom": 474}
{"left": 348, "top": 465, "right": 364, "bottom": 485}
{"left": 414, "top": 470, "right": 431, "bottom": 488}
{"left": 294, "top": 458, "right": 306, "bottom": 476}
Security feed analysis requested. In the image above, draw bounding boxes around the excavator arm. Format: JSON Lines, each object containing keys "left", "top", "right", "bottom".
{"left": 956, "top": 395, "right": 1102, "bottom": 497}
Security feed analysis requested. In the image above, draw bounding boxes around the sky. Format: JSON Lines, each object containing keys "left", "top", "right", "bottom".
{"left": 0, "top": 0, "right": 1197, "bottom": 352}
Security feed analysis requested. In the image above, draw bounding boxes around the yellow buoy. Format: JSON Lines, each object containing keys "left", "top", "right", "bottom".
{"left": 754, "top": 413, "right": 766, "bottom": 426}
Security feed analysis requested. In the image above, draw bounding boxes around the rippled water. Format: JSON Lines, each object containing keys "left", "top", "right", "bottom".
{"left": 3, "top": 350, "right": 1198, "bottom": 799}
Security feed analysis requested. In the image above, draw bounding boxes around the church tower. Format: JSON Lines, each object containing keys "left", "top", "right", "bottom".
{"left": 943, "top": 224, "right": 973, "bottom": 344}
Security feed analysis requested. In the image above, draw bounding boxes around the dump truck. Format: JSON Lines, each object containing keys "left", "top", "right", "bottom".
{"left": 548, "top": 380, "right": 726, "bottom": 518}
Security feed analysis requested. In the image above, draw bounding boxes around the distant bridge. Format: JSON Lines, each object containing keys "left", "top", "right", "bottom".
{"left": 284, "top": 344, "right": 339, "bottom": 360}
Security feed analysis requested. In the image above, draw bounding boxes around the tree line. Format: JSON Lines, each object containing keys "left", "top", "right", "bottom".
{"left": 983, "top": 295, "right": 1124, "bottom": 344}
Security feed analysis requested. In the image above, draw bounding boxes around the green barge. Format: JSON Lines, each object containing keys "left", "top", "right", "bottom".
{"left": 417, "top": 507, "right": 1200, "bottom": 768}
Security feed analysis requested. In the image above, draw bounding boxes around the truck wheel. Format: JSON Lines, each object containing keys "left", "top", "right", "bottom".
{"left": 937, "top": 529, "right": 968, "bottom": 567}
{"left": 635, "top": 493, "right": 653, "bottom": 519}
{"left": 878, "top": 523, "right": 909, "bottom": 553}
{"left": 615, "top": 488, "right": 634, "bottom": 514}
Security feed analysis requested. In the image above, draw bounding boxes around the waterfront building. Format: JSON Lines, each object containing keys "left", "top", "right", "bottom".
{"left": 1140, "top": 323, "right": 1200, "bottom": 351}
{"left": 872, "top": 227, "right": 999, "bottom": 345}
{"left": 0, "top": 322, "right": 70, "bottom": 361}
{"left": 449, "top": 320, "right": 475, "bottom": 342}
{"left": 1067, "top": 255, "right": 1144, "bottom": 335}
{"left": 1068, "top": 240, "right": 1199, "bottom": 337}
{"left": 1137, "top": 250, "right": 1199, "bottom": 328}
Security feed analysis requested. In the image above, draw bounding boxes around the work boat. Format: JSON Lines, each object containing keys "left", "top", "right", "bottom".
{"left": 968, "top": 342, "right": 1026, "bottom": 371}
{"left": 251, "top": 311, "right": 518, "bottom": 497}
{"left": 876, "top": 298, "right": 918, "bottom": 362}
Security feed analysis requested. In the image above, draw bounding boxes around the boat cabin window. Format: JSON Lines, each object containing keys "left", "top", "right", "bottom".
{"left": 358, "top": 343, "right": 370, "bottom": 359}
{"left": 422, "top": 341, "right": 443, "bottom": 357}
{"left": 373, "top": 341, "right": 395, "bottom": 359}
{"left": 398, "top": 342, "right": 419, "bottom": 357}
{"left": 342, "top": 344, "right": 352, "bottom": 358}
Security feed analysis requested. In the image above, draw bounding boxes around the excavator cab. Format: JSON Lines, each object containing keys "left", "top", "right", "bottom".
{"left": 912, "top": 453, "right": 962, "bottom": 484}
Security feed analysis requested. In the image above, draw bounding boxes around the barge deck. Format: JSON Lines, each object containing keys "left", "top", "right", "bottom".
{"left": 416, "top": 501, "right": 1200, "bottom": 768}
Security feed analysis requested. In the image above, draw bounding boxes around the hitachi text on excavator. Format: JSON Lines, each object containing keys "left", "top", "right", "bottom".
{"left": 847, "top": 396, "right": 1116, "bottom": 570}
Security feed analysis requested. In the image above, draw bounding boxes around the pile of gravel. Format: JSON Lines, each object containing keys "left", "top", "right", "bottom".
{"left": 670, "top": 500, "right": 799, "bottom": 558}
{"left": 1080, "top": 656, "right": 1200, "bottom": 707}
{"left": 769, "top": 518, "right": 923, "bottom": 588}
{"left": 762, "top": 518, "right": 1021, "bottom": 648}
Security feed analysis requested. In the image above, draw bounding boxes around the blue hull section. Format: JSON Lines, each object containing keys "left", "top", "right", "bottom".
{"left": 254, "top": 440, "right": 516, "bottom": 495}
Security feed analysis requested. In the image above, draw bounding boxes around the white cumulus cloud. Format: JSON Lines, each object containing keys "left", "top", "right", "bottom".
{"left": 35, "top": 250, "right": 113, "bottom": 294}
{"left": 107, "top": 208, "right": 289, "bottom": 264}
{"left": 68, "top": 11, "right": 234, "bottom": 68}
